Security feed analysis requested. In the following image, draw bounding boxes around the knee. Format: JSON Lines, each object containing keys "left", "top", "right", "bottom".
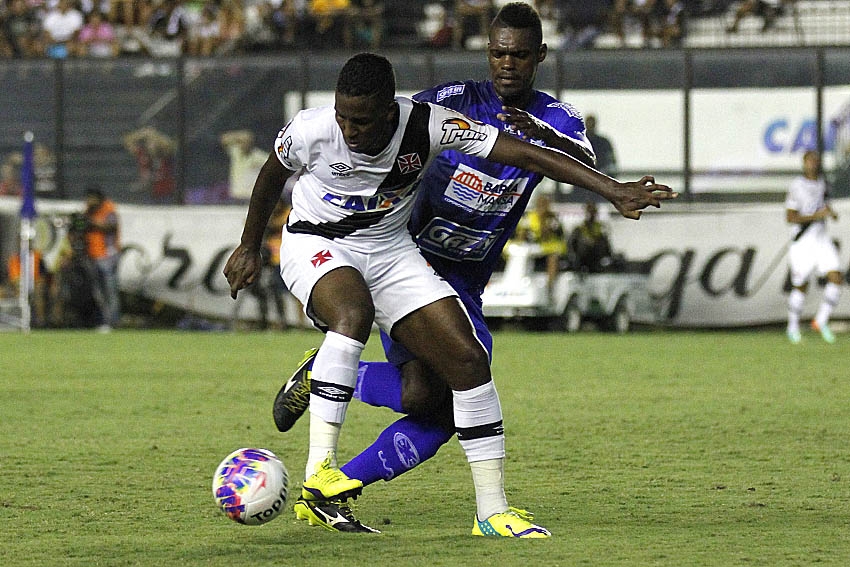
{"left": 446, "top": 340, "right": 490, "bottom": 390}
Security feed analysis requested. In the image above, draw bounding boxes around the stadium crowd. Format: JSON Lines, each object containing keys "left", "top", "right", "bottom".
{"left": 2, "top": 0, "right": 773, "bottom": 58}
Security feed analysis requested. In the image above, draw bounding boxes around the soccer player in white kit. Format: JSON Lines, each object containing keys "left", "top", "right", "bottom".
{"left": 785, "top": 150, "right": 843, "bottom": 344}
{"left": 224, "top": 53, "right": 676, "bottom": 536}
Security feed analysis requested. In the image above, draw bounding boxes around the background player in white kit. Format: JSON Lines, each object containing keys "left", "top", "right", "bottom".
{"left": 224, "top": 52, "right": 676, "bottom": 537}
{"left": 785, "top": 150, "right": 843, "bottom": 344}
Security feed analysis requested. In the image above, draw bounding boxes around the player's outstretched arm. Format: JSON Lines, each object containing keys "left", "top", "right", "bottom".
{"left": 224, "top": 154, "right": 294, "bottom": 298}
{"left": 487, "top": 131, "right": 677, "bottom": 219}
{"left": 497, "top": 106, "right": 596, "bottom": 168}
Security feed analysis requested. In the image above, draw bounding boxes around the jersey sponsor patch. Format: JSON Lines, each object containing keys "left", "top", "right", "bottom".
{"left": 440, "top": 118, "right": 489, "bottom": 145}
{"left": 444, "top": 163, "right": 530, "bottom": 214}
{"left": 436, "top": 84, "right": 465, "bottom": 102}
{"left": 321, "top": 185, "right": 414, "bottom": 212}
{"left": 415, "top": 217, "right": 503, "bottom": 261}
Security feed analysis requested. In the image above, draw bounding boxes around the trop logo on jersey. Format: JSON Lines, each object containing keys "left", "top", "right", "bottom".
{"left": 440, "top": 118, "right": 488, "bottom": 145}
{"left": 416, "top": 217, "right": 503, "bottom": 261}
{"left": 446, "top": 163, "right": 529, "bottom": 214}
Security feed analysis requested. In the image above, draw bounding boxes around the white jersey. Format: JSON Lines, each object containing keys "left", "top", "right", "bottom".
{"left": 273, "top": 97, "right": 499, "bottom": 253}
{"left": 785, "top": 174, "right": 829, "bottom": 241}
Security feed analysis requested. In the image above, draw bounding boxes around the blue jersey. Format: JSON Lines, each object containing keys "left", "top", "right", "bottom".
{"left": 411, "top": 80, "right": 590, "bottom": 295}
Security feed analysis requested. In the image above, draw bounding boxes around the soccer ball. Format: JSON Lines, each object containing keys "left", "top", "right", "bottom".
{"left": 212, "top": 448, "right": 289, "bottom": 525}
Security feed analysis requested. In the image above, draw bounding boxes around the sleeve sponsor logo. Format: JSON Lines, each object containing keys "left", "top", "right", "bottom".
{"left": 276, "top": 135, "right": 293, "bottom": 167}
{"left": 440, "top": 118, "right": 489, "bottom": 145}
{"left": 415, "top": 217, "right": 503, "bottom": 261}
{"left": 436, "top": 84, "right": 465, "bottom": 102}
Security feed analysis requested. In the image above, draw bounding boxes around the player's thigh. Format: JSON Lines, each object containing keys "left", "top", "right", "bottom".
{"left": 369, "top": 241, "right": 457, "bottom": 332}
{"left": 379, "top": 288, "right": 493, "bottom": 365}
{"left": 279, "top": 231, "right": 373, "bottom": 337}
{"left": 391, "top": 296, "right": 490, "bottom": 391}
{"left": 310, "top": 267, "right": 374, "bottom": 342}
{"left": 788, "top": 240, "right": 816, "bottom": 287}
{"left": 815, "top": 238, "right": 841, "bottom": 278}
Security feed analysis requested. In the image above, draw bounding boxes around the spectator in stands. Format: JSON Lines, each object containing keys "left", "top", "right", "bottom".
{"left": 585, "top": 114, "right": 618, "bottom": 178}
{"left": 308, "top": 0, "right": 350, "bottom": 47}
{"left": 76, "top": 8, "right": 120, "bottom": 57}
{"left": 220, "top": 129, "right": 267, "bottom": 202}
{"left": 568, "top": 201, "right": 613, "bottom": 273}
{"left": 349, "top": 0, "right": 384, "bottom": 49}
{"left": 726, "top": 0, "right": 784, "bottom": 33}
{"left": 33, "top": 143, "right": 57, "bottom": 196}
{"left": 0, "top": 0, "right": 43, "bottom": 58}
{"left": 109, "top": 0, "right": 151, "bottom": 31}
{"left": 417, "top": 1, "right": 452, "bottom": 48}
{"left": 610, "top": 0, "right": 666, "bottom": 47}
{"left": 83, "top": 185, "right": 121, "bottom": 331}
{"left": 144, "top": 0, "right": 190, "bottom": 56}
{"left": 216, "top": 0, "right": 247, "bottom": 54}
{"left": 0, "top": 155, "right": 22, "bottom": 196}
{"left": 41, "top": 0, "right": 84, "bottom": 58}
{"left": 659, "top": 0, "right": 686, "bottom": 47}
{"left": 242, "top": 0, "right": 301, "bottom": 50}
{"left": 453, "top": 0, "right": 494, "bottom": 49}
{"left": 516, "top": 193, "right": 566, "bottom": 298}
{"left": 560, "top": 0, "right": 611, "bottom": 49}
{"left": 122, "top": 127, "right": 177, "bottom": 203}
{"left": 187, "top": 1, "right": 221, "bottom": 56}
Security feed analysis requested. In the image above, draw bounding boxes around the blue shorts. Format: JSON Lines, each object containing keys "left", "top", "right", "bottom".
{"left": 380, "top": 284, "right": 493, "bottom": 367}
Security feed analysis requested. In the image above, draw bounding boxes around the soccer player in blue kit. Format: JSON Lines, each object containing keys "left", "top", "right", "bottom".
{"left": 272, "top": 2, "right": 640, "bottom": 535}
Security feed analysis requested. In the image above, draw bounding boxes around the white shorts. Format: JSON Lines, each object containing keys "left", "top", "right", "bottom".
{"left": 279, "top": 229, "right": 457, "bottom": 333}
{"left": 788, "top": 232, "right": 840, "bottom": 287}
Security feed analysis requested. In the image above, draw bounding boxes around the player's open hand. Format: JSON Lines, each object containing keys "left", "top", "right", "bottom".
{"left": 608, "top": 176, "right": 678, "bottom": 220}
{"left": 497, "top": 106, "right": 549, "bottom": 141}
{"left": 223, "top": 245, "right": 262, "bottom": 299}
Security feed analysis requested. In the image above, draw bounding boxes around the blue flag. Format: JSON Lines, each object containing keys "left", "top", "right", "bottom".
{"left": 21, "top": 131, "right": 36, "bottom": 220}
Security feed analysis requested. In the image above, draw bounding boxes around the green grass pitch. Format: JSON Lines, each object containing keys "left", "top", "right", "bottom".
{"left": 1, "top": 329, "right": 848, "bottom": 566}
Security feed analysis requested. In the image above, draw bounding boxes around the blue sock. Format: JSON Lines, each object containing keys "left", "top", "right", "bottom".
{"left": 354, "top": 361, "right": 404, "bottom": 413}
{"left": 341, "top": 415, "right": 453, "bottom": 487}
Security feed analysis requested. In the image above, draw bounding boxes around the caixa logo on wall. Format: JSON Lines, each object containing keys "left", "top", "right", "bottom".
{"left": 763, "top": 118, "right": 840, "bottom": 153}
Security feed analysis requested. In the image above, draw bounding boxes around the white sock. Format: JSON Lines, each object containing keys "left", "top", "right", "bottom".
{"left": 470, "top": 458, "right": 508, "bottom": 520}
{"left": 305, "top": 331, "right": 364, "bottom": 478}
{"left": 815, "top": 282, "right": 841, "bottom": 328}
{"left": 453, "top": 381, "right": 507, "bottom": 520}
{"left": 787, "top": 288, "right": 805, "bottom": 333}
{"left": 305, "top": 418, "right": 340, "bottom": 480}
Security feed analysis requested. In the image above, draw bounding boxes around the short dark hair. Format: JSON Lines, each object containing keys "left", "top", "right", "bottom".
{"left": 336, "top": 53, "right": 396, "bottom": 105}
{"left": 85, "top": 184, "right": 104, "bottom": 200}
{"left": 491, "top": 2, "right": 543, "bottom": 46}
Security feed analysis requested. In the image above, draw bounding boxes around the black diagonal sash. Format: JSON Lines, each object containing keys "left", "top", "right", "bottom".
{"left": 288, "top": 101, "right": 433, "bottom": 240}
